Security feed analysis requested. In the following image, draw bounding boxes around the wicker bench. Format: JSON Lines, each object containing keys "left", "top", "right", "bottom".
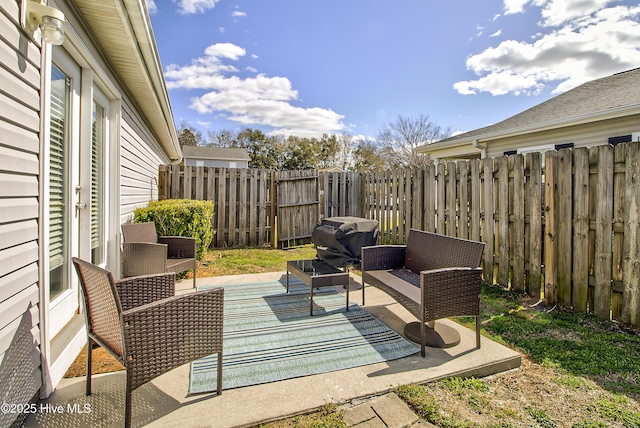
{"left": 361, "top": 229, "right": 484, "bottom": 356}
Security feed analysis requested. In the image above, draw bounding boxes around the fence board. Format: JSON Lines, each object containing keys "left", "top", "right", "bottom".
{"left": 195, "top": 167, "right": 204, "bottom": 200}
{"left": 425, "top": 165, "right": 436, "bottom": 233}
{"left": 238, "top": 169, "right": 247, "bottom": 247}
{"left": 622, "top": 143, "right": 640, "bottom": 326}
{"left": 470, "top": 160, "right": 481, "bottom": 242}
{"left": 512, "top": 155, "right": 525, "bottom": 292}
{"left": 459, "top": 161, "right": 469, "bottom": 240}
{"left": 544, "top": 151, "right": 558, "bottom": 305}
{"left": 447, "top": 161, "right": 457, "bottom": 237}
{"left": 249, "top": 169, "right": 257, "bottom": 246}
{"left": 497, "top": 156, "right": 509, "bottom": 287}
{"left": 612, "top": 144, "right": 627, "bottom": 318}
{"left": 437, "top": 163, "right": 446, "bottom": 235}
{"left": 482, "top": 158, "right": 495, "bottom": 284}
{"left": 216, "top": 168, "right": 226, "bottom": 247}
{"left": 572, "top": 148, "right": 589, "bottom": 311}
{"left": 557, "top": 148, "right": 573, "bottom": 306}
{"left": 527, "top": 152, "right": 542, "bottom": 298}
{"left": 594, "top": 145, "right": 614, "bottom": 319}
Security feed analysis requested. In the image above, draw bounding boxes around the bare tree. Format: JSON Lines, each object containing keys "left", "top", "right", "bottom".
{"left": 376, "top": 114, "right": 450, "bottom": 168}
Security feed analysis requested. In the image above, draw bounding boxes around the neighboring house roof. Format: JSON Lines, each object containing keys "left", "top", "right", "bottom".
{"left": 417, "top": 67, "right": 640, "bottom": 155}
{"left": 182, "top": 146, "right": 251, "bottom": 161}
{"left": 72, "top": 0, "right": 181, "bottom": 162}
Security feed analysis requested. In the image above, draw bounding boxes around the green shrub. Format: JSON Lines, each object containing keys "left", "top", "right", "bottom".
{"left": 134, "top": 199, "right": 214, "bottom": 260}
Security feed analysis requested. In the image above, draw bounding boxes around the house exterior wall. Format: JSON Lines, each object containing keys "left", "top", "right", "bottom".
{"left": 485, "top": 115, "right": 640, "bottom": 158}
{"left": 0, "top": 0, "right": 44, "bottom": 424}
{"left": 120, "top": 102, "right": 169, "bottom": 224}
{"left": 184, "top": 158, "right": 248, "bottom": 168}
{"left": 0, "top": 0, "right": 174, "bottom": 424}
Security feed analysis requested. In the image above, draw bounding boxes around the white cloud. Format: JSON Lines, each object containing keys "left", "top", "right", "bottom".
{"left": 146, "top": 0, "right": 157, "bottom": 15}
{"left": 175, "top": 0, "right": 220, "bottom": 15}
{"left": 232, "top": 11, "right": 247, "bottom": 17}
{"left": 219, "top": 27, "right": 225, "bottom": 33}
{"left": 490, "top": 29, "right": 503, "bottom": 37}
{"left": 165, "top": 43, "right": 345, "bottom": 138}
{"left": 455, "top": 3, "right": 640, "bottom": 96}
{"left": 539, "top": 0, "right": 614, "bottom": 27}
{"left": 503, "top": 0, "right": 530, "bottom": 14}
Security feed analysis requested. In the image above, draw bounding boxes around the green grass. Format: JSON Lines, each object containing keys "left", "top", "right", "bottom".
{"left": 200, "top": 247, "right": 640, "bottom": 427}
{"left": 198, "top": 244, "right": 317, "bottom": 276}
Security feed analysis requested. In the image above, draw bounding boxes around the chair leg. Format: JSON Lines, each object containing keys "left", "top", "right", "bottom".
{"left": 193, "top": 260, "right": 197, "bottom": 289}
{"left": 476, "top": 315, "right": 481, "bottom": 349}
{"left": 420, "top": 320, "right": 426, "bottom": 357}
{"left": 85, "top": 339, "right": 93, "bottom": 396}
{"left": 217, "top": 351, "right": 223, "bottom": 395}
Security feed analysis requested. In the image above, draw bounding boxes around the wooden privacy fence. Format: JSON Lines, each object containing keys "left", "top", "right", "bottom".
{"left": 354, "top": 142, "right": 640, "bottom": 327}
{"left": 158, "top": 166, "right": 273, "bottom": 247}
{"left": 158, "top": 166, "right": 323, "bottom": 248}
{"left": 158, "top": 141, "right": 640, "bottom": 327}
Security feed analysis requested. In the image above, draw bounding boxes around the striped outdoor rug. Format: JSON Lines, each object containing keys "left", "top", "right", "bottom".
{"left": 189, "top": 278, "right": 418, "bottom": 393}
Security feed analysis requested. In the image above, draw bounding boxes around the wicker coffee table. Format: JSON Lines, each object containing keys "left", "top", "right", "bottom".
{"left": 286, "top": 259, "right": 350, "bottom": 316}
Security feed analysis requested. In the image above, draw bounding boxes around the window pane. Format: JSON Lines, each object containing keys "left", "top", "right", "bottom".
{"left": 49, "top": 65, "right": 70, "bottom": 299}
{"left": 91, "top": 101, "right": 104, "bottom": 264}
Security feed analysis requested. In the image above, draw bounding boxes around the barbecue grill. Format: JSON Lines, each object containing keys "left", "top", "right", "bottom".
{"left": 311, "top": 216, "right": 379, "bottom": 269}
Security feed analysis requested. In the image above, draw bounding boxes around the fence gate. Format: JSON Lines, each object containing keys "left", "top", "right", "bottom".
{"left": 274, "top": 170, "right": 319, "bottom": 248}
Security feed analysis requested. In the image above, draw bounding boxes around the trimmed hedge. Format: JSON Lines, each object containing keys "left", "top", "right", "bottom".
{"left": 133, "top": 199, "right": 214, "bottom": 261}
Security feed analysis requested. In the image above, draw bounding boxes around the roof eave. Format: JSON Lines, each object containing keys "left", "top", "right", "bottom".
{"left": 418, "top": 104, "right": 640, "bottom": 154}
{"left": 73, "top": 0, "right": 181, "bottom": 163}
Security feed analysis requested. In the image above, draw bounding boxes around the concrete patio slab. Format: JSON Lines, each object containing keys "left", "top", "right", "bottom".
{"left": 25, "top": 271, "right": 521, "bottom": 428}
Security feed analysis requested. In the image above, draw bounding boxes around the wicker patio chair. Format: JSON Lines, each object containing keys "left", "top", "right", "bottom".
{"left": 72, "top": 258, "right": 224, "bottom": 428}
{"left": 362, "top": 229, "right": 485, "bottom": 357}
{"left": 122, "top": 221, "right": 197, "bottom": 288}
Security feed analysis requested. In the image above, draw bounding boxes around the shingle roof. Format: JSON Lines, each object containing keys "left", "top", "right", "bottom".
{"left": 182, "top": 146, "right": 251, "bottom": 161}
{"left": 427, "top": 67, "right": 640, "bottom": 148}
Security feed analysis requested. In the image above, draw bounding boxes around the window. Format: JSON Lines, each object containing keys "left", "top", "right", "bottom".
{"left": 91, "top": 101, "right": 105, "bottom": 264}
{"left": 49, "top": 64, "right": 71, "bottom": 300}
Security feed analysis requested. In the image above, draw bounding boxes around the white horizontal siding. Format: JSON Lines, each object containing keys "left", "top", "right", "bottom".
{"left": 486, "top": 115, "right": 640, "bottom": 158}
{"left": 0, "top": 198, "right": 38, "bottom": 223}
{"left": 119, "top": 110, "right": 169, "bottom": 221}
{"left": 0, "top": 1, "right": 42, "bottom": 423}
{"left": 0, "top": 145, "right": 39, "bottom": 174}
{"left": 0, "top": 173, "right": 39, "bottom": 197}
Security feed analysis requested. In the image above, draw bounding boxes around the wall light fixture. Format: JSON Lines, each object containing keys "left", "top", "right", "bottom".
{"left": 25, "top": 0, "right": 65, "bottom": 45}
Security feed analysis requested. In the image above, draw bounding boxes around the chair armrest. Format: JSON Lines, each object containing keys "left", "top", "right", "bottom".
{"left": 122, "top": 242, "right": 167, "bottom": 277}
{"left": 420, "top": 267, "right": 483, "bottom": 321}
{"left": 361, "top": 245, "right": 406, "bottom": 271}
{"left": 115, "top": 272, "right": 176, "bottom": 311}
{"left": 121, "top": 287, "right": 224, "bottom": 391}
{"left": 159, "top": 236, "right": 197, "bottom": 259}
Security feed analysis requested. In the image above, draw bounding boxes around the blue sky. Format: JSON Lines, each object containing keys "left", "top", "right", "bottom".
{"left": 148, "top": 0, "right": 640, "bottom": 140}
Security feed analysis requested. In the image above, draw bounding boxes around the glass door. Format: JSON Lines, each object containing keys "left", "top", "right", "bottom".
{"left": 47, "top": 50, "right": 81, "bottom": 339}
